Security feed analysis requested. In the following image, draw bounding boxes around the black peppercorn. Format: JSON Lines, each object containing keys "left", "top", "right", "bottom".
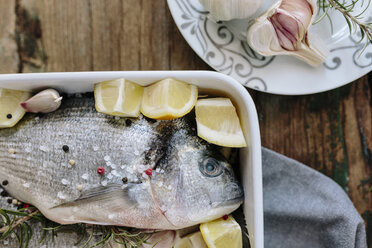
{"left": 62, "top": 145, "right": 69, "bottom": 153}
{"left": 2, "top": 180, "right": 8, "bottom": 186}
{"left": 7, "top": 199, "right": 12, "bottom": 204}
{"left": 125, "top": 119, "right": 132, "bottom": 127}
{"left": 6, "top": 114, "right": 12, "bottom": 119}
{"left": 122, "top": 177, "right": 128, "bottom": 184}
{"left": 1, "top": 190, "right": 8, "bottom": 197}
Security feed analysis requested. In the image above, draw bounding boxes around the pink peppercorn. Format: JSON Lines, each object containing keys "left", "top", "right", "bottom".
{"left": 222, "top": 215, "right": 229, "bottom": 220}
{"left": 145, "top": 168, "right": 153, "bottom": 176}
{"left": 97, "top": 167, "right": 105, "bottom": 175}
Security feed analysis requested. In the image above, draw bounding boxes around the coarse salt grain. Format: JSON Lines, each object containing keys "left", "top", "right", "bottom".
{"left": 101, "top": 180, "right": 108, "bottom": 186}
{"left": 104, "top": 156, "right": 110, "bottom": 161}
{"left": 112, "top": 170, "right": 120, "bottom": 177}
{"left": 61, "top": 179, "right": 69, "bottom": 185}
{"left": 23, "top": 183, "right": 30, "bottom": 188}
{"left": 39, "top": 145, "right": 48, "bottom": 152}
{"left": 82, "top": 174, "right": 89, "bottom": 180}
{"left": 93, "top": 146, "right": 99, "bottom": 151}
{"left": 107, "top": 173, "right": 113, "bottom": 180}
{"left": 57, "top": 192, "right": 66, "bottom": 199}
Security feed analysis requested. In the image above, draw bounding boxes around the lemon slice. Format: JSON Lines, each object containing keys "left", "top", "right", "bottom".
{"left": 140, "top": 78, "right": 198, "bottom": 120}
{"left": 195, "top": 98, "right": 247, "bottom": 147}
{"left": 0, "top": 88, "right": 31, "bottom": 128}
{"left": 200, "top": 216, "right": 242, "bottom": 248}
{"left": 94, "top": 78, "right": 144, "bottom": 117}
{"left": 174, "top": 232, "right": 208, "bottom": 248}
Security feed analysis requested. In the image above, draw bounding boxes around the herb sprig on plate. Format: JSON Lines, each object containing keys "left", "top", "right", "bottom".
{"left": 315, "top": 0, "right": 372, "bottom": 51}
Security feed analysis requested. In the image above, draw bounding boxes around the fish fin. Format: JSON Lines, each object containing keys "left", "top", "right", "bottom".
{"left": 52, "top": 183, "right": 136, "bottom": 209}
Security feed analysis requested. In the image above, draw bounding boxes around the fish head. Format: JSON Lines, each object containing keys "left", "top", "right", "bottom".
{"left": 184, "top": 149, "right": 244, "bottom": 223}
{"left": 153, "top": 143, "right": 244, "bottom": 228}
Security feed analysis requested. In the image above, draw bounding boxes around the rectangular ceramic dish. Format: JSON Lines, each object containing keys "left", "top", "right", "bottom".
{"left": 0, "top": 71, "right": 263, "bottom": 248}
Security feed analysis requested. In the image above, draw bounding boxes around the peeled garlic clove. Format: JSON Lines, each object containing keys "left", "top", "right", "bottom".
{"left": 199, "top": 0, "right": 264, "bottom": 21}
{"left": 21, "top": 89, "right": 62, "bottom": 113}
{"left": 247, "top": 0, "right": 329, "bottom": 66}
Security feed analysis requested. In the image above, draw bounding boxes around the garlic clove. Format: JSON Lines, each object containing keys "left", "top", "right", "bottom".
{"left": 247, "top": 0, "right": 329, "bottom": 66}
{"left": 21, "top": 89, "right": 62, "bottom": 113}
{"left": 199, "top": 0, "right": 264, "bottom": 21}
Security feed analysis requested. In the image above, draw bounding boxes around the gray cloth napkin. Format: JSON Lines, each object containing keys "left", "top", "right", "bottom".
{"left": 262, "top": 148, "right": 367, "bottom": 248}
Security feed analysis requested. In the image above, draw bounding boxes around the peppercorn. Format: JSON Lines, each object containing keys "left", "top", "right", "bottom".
{"left": 125, "top": 119, "right": 132, "bottom": 127}
{"left": 62, "top": 145, "right": 69, "bottom": 152}
{"left": 2, "top": 180, "right": 8, "bottom": 186}
{"left": 145, "top": 168, "right": 153, "bottom": 176}
{"left": 97, "top": 167, "right": 105, "bottom": 175}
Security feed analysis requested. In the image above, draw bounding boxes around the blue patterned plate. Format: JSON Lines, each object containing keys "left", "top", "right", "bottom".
{"left": 168, "top": 0, "right": 372, "bottom": 95}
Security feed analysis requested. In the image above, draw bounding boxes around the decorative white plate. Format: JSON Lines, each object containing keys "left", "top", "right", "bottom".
{"left": 168, "top": 0, "right": 372, "bottom": 95}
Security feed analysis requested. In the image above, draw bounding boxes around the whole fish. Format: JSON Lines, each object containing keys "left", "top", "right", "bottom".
{"left": 0, "top": 96, "right": 243, "bottom": 230}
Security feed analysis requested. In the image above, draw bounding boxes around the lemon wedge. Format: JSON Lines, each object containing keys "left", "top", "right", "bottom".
{"left": 0, "top": 88, "right": 31, "bottom": 128}
{"left": 174, "top": 231, "right": 208, "bottom": 248}
{"left": 195, "top": 98, "right": 247, "bottom": 147}
{"left": 140, "top": 78, "right": 198, "bottom": 120}
{"left": 94, "top": 78, "right": 144, "bottom": 117}
{"left": 200, "top": 215, "right": 242, "bottom": 248}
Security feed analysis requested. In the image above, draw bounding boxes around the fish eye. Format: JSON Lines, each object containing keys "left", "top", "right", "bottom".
{"left": 200, "top": 158, "right": 223, "bottom": 177}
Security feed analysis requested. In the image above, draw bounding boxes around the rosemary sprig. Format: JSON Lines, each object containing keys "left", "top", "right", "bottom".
{"left": 316, "top": 0, "right": 372, "bottom": 51}
{"left": 0, "top": 207, "right": 152, "bottom": 248}
{"left": 331, "top": 0, "right": 371, "bottom": 40}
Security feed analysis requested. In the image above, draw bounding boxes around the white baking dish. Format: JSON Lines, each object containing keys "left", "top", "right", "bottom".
{"left": 0, "top": 71, "right": 263, "bottom": 248}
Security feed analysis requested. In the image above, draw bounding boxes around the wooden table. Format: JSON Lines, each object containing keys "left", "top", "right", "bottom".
{"left": 0, "top": 0, "right": 371, "bottom": 247}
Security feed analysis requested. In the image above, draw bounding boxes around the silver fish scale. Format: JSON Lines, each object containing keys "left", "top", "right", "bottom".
{"left": 0, "top": 97, "right": 157, "bottom": 207}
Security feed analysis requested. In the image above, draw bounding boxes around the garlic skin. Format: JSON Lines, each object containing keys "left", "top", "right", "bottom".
{"left": 199, "top": 0, "right": 264, "bottom": 21}
{"left": 247, "top": 0, "right": 329, "bottom": 66}
{"left": 21, "top": 89, "right": 62, "bottom": 113}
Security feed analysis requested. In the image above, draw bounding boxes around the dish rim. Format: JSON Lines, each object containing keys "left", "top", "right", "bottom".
{"left": 0, "top": 70, "right": 263, "bottom": 248}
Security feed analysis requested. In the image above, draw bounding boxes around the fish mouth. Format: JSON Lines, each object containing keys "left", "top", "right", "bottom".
{"left": 216, "top": 196, "right": 244, "bottom": 207}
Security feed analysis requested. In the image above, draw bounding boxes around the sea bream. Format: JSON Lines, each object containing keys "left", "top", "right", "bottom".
{"left": 0, "top": 95, "right": 243, "bottom": 230}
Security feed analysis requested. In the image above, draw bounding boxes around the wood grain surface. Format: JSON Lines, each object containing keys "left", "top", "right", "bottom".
{"left": 0, "top": 0, "right": 370, "bottom": 247}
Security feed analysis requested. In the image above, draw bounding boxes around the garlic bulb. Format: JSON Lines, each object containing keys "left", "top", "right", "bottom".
{"left": 21, "top": 89, "right": 62, "bottom": 113}
{"left": 247, "top": 0, "right": 329, "bottom": 66}
{"left": 199, "top": 0, "right": 264, "bottom": 21}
